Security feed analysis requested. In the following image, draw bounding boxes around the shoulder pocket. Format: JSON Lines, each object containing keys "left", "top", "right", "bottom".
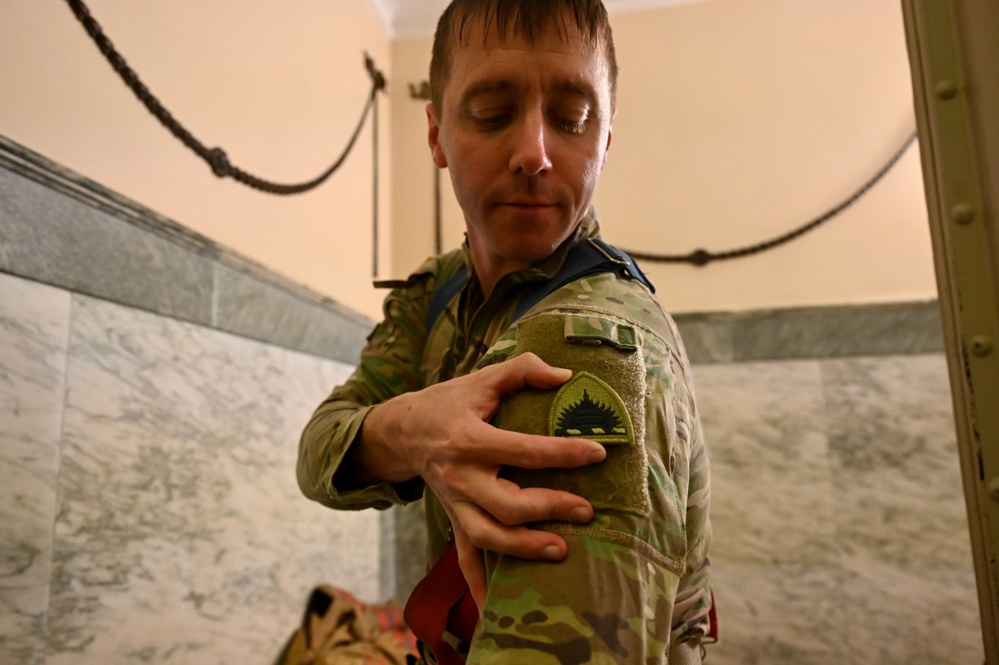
{"left": 494, "top": 313, "right": 651, "bottom": 516}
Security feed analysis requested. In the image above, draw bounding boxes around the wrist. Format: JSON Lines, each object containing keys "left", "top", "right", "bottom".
{"left": 350, "top": 398, "right": 417, "bottom": 485}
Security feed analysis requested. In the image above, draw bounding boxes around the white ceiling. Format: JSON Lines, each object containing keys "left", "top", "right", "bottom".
{"left": 364, "top": 0, "right": 713, "bottom": 40}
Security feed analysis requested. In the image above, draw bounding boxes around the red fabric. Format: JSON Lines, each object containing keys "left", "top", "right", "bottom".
{"left": 707, "top": 588, "right": 719, "bottom": 641}
{"left": 403, "top": 541, "right": 479, "bottom": 664}
{"left": 447, "top": 584, "right": 479, "bottom": 646}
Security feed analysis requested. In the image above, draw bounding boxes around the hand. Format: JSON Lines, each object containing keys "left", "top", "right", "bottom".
{"left": 358, "top": 353, "right": 606, "bottom": 600}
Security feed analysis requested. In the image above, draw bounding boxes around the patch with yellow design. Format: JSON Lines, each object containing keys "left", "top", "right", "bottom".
{"left": 549, "top": 372, "right": 633, "bottom": 446}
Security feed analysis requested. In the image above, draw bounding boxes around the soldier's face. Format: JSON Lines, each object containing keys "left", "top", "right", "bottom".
{"left": 427, "top": 16, "right": 614, "bottom": 278}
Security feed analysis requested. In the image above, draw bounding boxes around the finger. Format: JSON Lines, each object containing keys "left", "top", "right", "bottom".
{"left": 463, "top": 421, "right": 606, "bottom": 469}
{"left": 452, "top": 525, "right": 487, "bottom": 611}
{"left": 479, "top": 352, "right": 574, "bottom": 394}
{"left": 473, "top": 479, "right": 596, "bottom": 526}
{"left": 452, "top": 499, "right": 570, "bottom": 561}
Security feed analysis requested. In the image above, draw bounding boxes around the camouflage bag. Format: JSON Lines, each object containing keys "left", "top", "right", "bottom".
{"left": 274, "top": 585, "right": 417, "bottom": 665}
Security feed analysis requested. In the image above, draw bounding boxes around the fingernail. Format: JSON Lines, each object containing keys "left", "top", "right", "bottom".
{"left": 587, "top": 447, "right": 606, "bottom": 463}
{"left": 543, "top": 545, "right": 562, "bottom": 560}
{"left": 570, "top": 506, "right": 591, "bottom": 523}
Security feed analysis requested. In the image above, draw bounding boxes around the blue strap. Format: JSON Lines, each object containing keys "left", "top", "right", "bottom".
{"left": 515, "top": 238, "right": 654, "bottom": 321}
{"left": 425, "top": 239, "right": 654, "bottom": 334}
{"left": 425, "top": 265, "right": 469, "bottom": 335}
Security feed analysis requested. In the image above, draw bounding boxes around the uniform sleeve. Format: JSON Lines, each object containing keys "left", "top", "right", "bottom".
{"left": 467, "top": 305, "right": 711, "bottom": 664}
{"left": 296, "top": 276, "right": 431, "bottom": 511}
{"left": 665, "top": 358, "right": 713, "bottom": 650}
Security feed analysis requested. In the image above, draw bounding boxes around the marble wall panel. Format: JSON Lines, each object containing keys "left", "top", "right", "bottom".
{"left": 392, "top": 500, "right": 428, "bottom": 604}
{"left": 44, "top": 294, "right": 380, "bottom": 665}
{"left": 822, "top": 355, "right": 982, "bottom": 665}
{"left": 0, "top": 273, "right": 71, "bottom": 665}
{"left": 695, "top": 361, "right": 838, "bottom": 568}
{"left": 694, "top": 360, "right": 850, "bottom": 663}
{"left": 692, "top": 355, "right": 983, "bottom": 665}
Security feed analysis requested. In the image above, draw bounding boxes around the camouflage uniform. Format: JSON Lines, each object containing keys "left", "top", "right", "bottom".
{"left": 298, "top": 210, "right": 712, "bottom": 664}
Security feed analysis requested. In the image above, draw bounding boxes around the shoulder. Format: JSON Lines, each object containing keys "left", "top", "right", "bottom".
{"left": 373, "top": 248, "right": 466, "bottom": 326}
{"left": 487, "top": 274, "right": 676, "bottom": 513}
{"left": 389, "top": 248, "right": 466, "bottom": 296}
{"left": 535, "top": 272, "right": 679, "bottom": 346}
{"left": 488, "top": 273, "right": 698, "bottom": 551}
{"left": 359, "top": 249, "right": 469, "bottom": 370}
{"left": 481, "top": 271, "right": 691, "bottom": 380}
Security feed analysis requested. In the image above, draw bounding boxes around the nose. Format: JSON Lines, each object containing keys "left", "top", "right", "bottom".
{"left": 508, "top": 111, "right": 552, "bottom": 176}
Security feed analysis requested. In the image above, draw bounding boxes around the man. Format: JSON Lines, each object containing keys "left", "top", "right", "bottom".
{"left": 298, "top": 1, "right": 713, "bottom": 662}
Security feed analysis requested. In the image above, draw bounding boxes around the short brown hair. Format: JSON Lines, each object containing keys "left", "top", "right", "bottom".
{"left": 429, "top": 0, "right": 618, "bottom": 114}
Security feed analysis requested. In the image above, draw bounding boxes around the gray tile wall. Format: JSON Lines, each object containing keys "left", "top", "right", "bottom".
{"left": 674, "top": 301, "right": 944, "bottom": 365}
{"left": 0, "top": 136, "right": 372, "bottom": 364}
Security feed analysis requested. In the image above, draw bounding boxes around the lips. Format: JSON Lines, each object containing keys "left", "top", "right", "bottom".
{"left": 501, "top": 201, "right": 555, "bottom": 208}
{"left": 497, "top": 202, "right": 559, "bottom": 219}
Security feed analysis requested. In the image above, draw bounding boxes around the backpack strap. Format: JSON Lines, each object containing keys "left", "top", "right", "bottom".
{"left": 513, "top": 237, "right": 654, "bottom": 320}
{"left": 425, "top": 238, "right": 654, "bottom": 334}
{"left": 425, "top": 264, "right": 469, "bottom": 336}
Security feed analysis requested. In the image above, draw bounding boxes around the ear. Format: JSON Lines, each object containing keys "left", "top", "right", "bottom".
{"left": 426, "top": 103, "right": 448, "bottom": 169}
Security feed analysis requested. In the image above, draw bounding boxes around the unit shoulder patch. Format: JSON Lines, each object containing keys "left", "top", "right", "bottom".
{"left": 549, "top": 371, "right": 633, "bottom": 446}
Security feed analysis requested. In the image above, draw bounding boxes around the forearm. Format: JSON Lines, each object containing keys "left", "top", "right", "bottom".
{"left": 297, "top": 351, "right": 428, "bottom": 508}
{"left": 297, "top": 274, "right": 433, "bottom": 508}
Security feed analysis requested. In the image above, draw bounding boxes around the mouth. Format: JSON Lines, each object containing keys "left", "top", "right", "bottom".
{"left": 500, "top": 201, "right": 556, "bottom": 209}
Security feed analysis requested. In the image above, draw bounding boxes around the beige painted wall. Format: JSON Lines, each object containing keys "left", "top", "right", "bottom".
{"left": 0, "top": 0, "right": 392, "bottom": 319}
{"left": 390, "top": 0, "right": 938, "bottom": 314}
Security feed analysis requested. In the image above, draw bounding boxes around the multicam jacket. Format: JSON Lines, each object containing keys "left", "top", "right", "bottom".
{"left": 297, "top": 211, "right": 713, "bottom": 664}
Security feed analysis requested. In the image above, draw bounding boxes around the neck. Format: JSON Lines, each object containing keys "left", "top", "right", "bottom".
{"left": 466, "top": 236, "right": 529, "bottom": 300}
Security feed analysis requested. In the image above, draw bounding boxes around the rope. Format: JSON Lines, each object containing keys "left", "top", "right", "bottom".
{"left": 65, "top": 0, "right": 387, "bottom": 195}
{"left": 623, "top": 133, "right": 918, "bottom": 265}
{"left": 372, "top": 88, "right": 380, "bottom": 275}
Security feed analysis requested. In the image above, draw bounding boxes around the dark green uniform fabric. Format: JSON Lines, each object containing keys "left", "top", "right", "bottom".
{"left": 298, "top": 210, "right": 712, "bottom": 663}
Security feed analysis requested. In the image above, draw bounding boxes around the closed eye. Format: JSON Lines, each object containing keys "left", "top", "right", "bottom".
{"left": 469, "top": 102, "right": 513, "bottom": 130}
{"left": 473, "top": 113, "right": 511, "bottom": 130}
{"left": 553, "top": 106, "right": 590, "bottom": 135}
{"left": 557, "top": 118, "right": 587, "bottom": 134}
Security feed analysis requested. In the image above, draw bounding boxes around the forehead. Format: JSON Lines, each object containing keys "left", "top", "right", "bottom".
{"left": 443, "top": 16, "right": 612, "bottom": 104}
